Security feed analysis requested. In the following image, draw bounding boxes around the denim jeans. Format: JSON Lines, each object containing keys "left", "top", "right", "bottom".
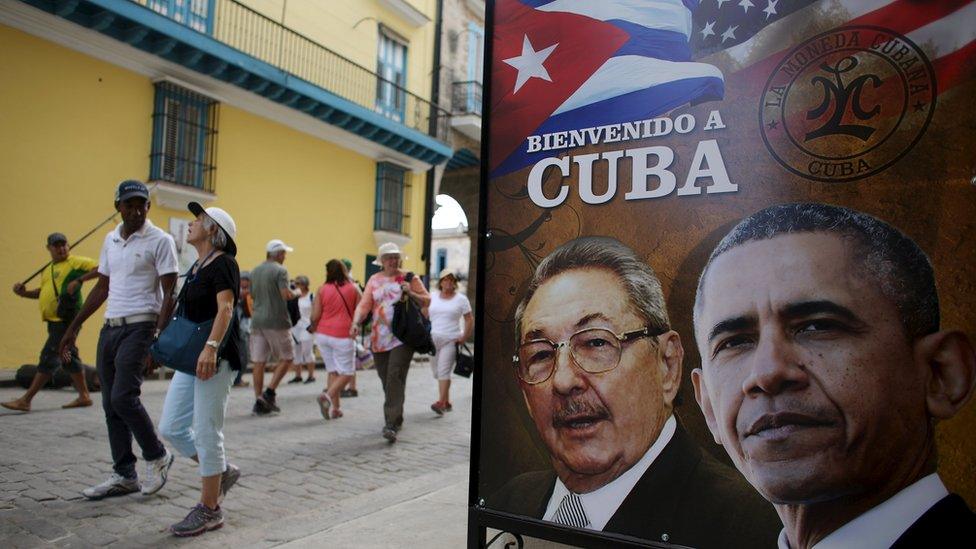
{"left": 158, "top": 360, "right": 234, "bottom": 477}
{"left": 97, "top": 322, "right": 167, "bottom": 478}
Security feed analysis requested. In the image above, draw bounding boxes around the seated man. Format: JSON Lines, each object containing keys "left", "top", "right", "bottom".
{"left": 490, "top": 236, "right": 779, "bottom": 547}
{"left": 692, "top": 203, "right": 976, "bottom": 548}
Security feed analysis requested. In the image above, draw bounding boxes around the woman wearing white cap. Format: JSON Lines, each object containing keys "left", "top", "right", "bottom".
{"left": 427, "top": 270, "right": 472, "bottom": 414}
{"left": 350, "top": 242, "right": 430, "bottom": 443}
{"left": 157, "top": 202, "right": 243, "bottom": 536}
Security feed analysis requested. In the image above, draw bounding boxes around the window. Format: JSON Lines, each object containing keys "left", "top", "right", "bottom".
{"left": 374, "top": 162, "right": 411, "bottom": 234}
{"left": 149, "top": 82, "right": 219, "bottom": 191}
{"left": 146, "top": 0, "right": 214, "bottom": 34}
{"left": 376, "top": 27, "right": 408, "bottom": 122}
{"left": 436, "top": 248, "right": 447, "bottom": 278}
{"left": 467, "top": 24, "right": 485, "bottom": 115}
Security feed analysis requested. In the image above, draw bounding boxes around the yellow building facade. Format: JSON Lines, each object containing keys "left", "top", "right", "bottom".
{"left": 0, "top": 0, "right": 451, "bottom": 369}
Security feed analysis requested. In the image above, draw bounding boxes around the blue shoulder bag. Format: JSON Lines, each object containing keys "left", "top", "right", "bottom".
{"left": 149, "top": 257, "right": 218, "bottom": 376}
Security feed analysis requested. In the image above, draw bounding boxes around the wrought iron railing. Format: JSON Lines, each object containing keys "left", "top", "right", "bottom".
{"left": 132, "top": 0, "right": 450, "bottom": 139}
{"left": 452, "top": 80, "right": 482, "bottom": 116}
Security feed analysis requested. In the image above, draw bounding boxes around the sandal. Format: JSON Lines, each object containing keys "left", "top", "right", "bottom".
{"left": 316, "top": 392, "right": 333, "bottom": 421}
{"left": 331, "top": 408, "right": 343, "bottom": 419}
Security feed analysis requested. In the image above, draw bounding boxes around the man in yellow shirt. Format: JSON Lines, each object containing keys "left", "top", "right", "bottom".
{"left": 3, "top": 233, "right": 99, "bottom": 412}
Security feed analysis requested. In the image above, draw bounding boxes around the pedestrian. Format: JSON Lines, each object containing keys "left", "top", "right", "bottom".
{"left": 351, "top": 243, "right": 430, "bottom": 443}
{"left": 158, "top": 203, "right": 242, "bottom": 536}
{"left": 309, "top": 259, "right": 361, "bottom": 420}
{"left": 58, "top": 180, "right": 177, "bottom": 499}
{"left": 427, "top": 270, "right": 473, "bottom": 415}
{"left": 3, "top": 232, "right": 99, "bottom": 412}
{"left": 233, "top": 271, "right": 251, "bottom": 388}
{"left": 248, "top": 239, "right": 301, "bottom": 415}
{"left": 288, "top": 275, "right": 316, "bottom": 384}
{"left": 340, "top": 258, "right": 361, "bottom": 398}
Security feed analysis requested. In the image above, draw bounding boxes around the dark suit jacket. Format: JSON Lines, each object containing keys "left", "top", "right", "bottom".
{"left": 891, "top": 493, "right": 976, "bottom": 548}
{"left": 488, "top": 425, "right": 781, "bottom": 548}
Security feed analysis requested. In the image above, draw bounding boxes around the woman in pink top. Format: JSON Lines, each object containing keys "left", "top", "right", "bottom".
{"left": 351, "top": 243, "right": 430, "bottom": 443}
{"left": 309, "top": 259, "right": 361, "bottom": 420}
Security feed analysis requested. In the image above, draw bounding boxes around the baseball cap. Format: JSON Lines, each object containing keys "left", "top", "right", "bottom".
{"left": 47, "top": 232, "right": 68, "bottom": 246}
{"left": 188, "top": 202, "right": 238, "bottom": 257}
{"left": 115, "top": 180, "right": 150, "bottom": 203}
{"left": 267, "top": 239, "right": 294, "bottom": 253}
{"left": 341, "top": 258, "right": 352, "bottom": 271}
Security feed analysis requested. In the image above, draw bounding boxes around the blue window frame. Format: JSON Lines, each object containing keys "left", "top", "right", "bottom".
{"left": 436, "top": 248, "right": 447, "bottom": 278}
{"left": 376, "top": 27, "right": 408, "bottom": 123}
{"left": 150, "top": 82, "right": 219, "bottom": 191}
{"left": 374, "top": 162, "right": 411, "bottom": 234}
{"left": 146, "top": 0, "right": 215, "bottom": 34}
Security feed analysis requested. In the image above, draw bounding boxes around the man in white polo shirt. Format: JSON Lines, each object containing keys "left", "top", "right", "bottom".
{"left": 60, "top": 180, "right": 179, "bottom": 500}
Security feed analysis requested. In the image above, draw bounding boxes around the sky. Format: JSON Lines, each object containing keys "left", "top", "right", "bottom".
{"left": 432, "top": 194, "right": 468, "bottom": 229}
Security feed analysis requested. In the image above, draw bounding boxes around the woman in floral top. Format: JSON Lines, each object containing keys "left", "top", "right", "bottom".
{"left": 351, "top": 243, "right": 430, "bottom": 443}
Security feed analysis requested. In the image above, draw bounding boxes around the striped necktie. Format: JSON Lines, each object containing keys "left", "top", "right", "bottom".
{"left": 551, "top": 492, "right": 590, "bottom": 528}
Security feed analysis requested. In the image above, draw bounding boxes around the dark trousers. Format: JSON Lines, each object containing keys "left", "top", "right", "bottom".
{"left": 97, "top": 322, "right": 166, "bottom": 478}
{"left": 374, "top": 344, "right": 414, "bottom": 430}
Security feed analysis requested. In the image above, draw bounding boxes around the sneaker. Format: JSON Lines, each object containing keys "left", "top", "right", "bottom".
{"left": 170, "top": 503, "right": 224, "bottom": 537}
{"left": 219, "top": 464, "right": 240, "bottom": 503}
{"left": 253, "top": 398, "right": 271, "bottom": 416}
{"left": 445, "top": 402, "right": 453, "bottom": 412}
{"left": 382, "top": 426, "right": 397, "bottom": 443}
{"left": 263, "top": 388, "right": 280, "bottom": 413}
{"left": 316, "top": 393, "right": 333, "bottom": 421}
{"left": 287, "top": 376, "right": 303, "bottom": 384}
{"left": 340, "top": 389, "right": 358, "bottom": 398}
{"left": 141, "top": 449, "right": 175, "bottom": 495}
{"left": 431, "top": 401, "right": 447, "bottom": 416}
{"left": 303, "top": 376, "right": 317, "bottom": 384}
{"left": 83, "top": 473, "right": 139, "bottom": 500}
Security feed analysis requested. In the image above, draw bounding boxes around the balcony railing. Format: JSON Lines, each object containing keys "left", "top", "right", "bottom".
{"left": 452, "top": 80, "right": 482, "bottom": 116}
{"left": 132, "top": 0, "right": 450, "bottom": 139}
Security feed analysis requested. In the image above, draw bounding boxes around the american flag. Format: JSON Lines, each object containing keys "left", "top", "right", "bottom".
{"left": 691, "top": 0, "right": 976, "bottom": 93}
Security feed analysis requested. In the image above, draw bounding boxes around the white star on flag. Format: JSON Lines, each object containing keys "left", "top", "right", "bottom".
{"left": 716, "top": 0, "right": 731, "bottom": 8}
{"left": 739, "top": 0, "right": 754, "bottom": 13}
{"left": 701, "top": 20, "right": 716, "bottom": 39}
{"left": 763, "top": 0, "right": 778, "bottom": 19}
{"left": 504, "top": 35, "right": 558, "bottom": 94}
{"left": 721, "top": 25, "right": 738, "bottom": 43}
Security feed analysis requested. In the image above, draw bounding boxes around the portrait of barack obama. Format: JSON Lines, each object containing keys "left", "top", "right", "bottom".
{"left": 488, "top": 236, "right": 779, "bottom": 548}
{"left": 692, "top": 203, "right": 976, "bottom": 549}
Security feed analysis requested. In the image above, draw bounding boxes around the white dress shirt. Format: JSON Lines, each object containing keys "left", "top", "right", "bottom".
{"left": 777, "top": 473, "right": 949, "bottom": 549}
{"left": 98, "top": 219, "right": 179, "bottom": 319}
{"left": 543, "top": 415, "right": 677, "bottom": 531}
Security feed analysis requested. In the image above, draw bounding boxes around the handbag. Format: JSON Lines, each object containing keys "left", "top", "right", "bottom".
{"left": 453, "top": 343, "right": 474, "bottom": 378}
{"left": 390, "top": 272, "right": 435, "bottom": 355}
{"left": 149, "top": 263, "right": 221, "bottom": 376}
{"left": 51, "top": 264, "right": 80, "bottom": 321}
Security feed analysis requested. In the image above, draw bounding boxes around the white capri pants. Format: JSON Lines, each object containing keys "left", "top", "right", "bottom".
{"left": 314, "top": 333, "right": 356, "bottom": 376}
{"left": 294, "top": 337, "right": 315, "bottom": 364}
{"left": 432, "top": 333, "right": 458, "bottom": 381}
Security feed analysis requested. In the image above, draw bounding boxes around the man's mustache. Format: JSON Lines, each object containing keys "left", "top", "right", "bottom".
{"left": 552, "top": 398, "right": 611, "bottom": 428}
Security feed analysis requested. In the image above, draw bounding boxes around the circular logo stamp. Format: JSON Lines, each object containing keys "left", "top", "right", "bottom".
{"left": 759, "top": 26, "right": 936, "bottom": 183}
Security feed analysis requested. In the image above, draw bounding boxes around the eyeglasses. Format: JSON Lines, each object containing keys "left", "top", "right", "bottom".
{"left": 513, "top": 326, "right": 666, "bottom": 385}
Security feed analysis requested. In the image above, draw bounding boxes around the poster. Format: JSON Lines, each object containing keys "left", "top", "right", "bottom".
{"left": 473, "top": 1, "right": 976, "bottom": 547}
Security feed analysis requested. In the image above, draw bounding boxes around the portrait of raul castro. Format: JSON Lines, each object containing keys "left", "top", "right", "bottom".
{"left": 692, "top": 203, "right": 976, "bottom": 548}
{"left": 488, "top": 236, "right": 779, "bottom": 548}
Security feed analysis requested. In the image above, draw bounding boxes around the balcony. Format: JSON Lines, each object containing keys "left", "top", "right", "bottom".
{"left": 9, "top": 0, "right": 452, "bottom": 166}
{"left": 450, "top": 80, "right": 482, "bottom": 142}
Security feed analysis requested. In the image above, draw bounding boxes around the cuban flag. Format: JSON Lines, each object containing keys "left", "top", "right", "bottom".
{"left": 490, "top": 0, "right": 725, "bottom": 176}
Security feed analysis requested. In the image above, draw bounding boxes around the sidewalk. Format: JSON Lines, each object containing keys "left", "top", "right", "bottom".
{"left": 0, "top": 359, "right": 474, "bottom": 547}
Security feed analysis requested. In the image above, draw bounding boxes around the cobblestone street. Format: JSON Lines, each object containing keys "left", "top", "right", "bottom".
{"left": 0, "top": 360, "right": 472, "bottom": 547}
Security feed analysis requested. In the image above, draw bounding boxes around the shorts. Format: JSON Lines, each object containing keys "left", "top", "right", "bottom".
{"left": 249, "top": 328, "right": 294, "bottom": 363}
{"left": 431, "top": 333, "right": 458, "bottom": 381}
{"left": 38, "top": 321, "right": 82, "bottom": 375}
{"left": 314, "top": 333, "right": 356, "bottom": 376}
{"left": 295, "top": 337, "right": 315, "bottom": 364}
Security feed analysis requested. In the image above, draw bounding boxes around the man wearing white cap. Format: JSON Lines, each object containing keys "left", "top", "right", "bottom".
{"left": 248, "top": 238, "right": 300, "bottom": 414}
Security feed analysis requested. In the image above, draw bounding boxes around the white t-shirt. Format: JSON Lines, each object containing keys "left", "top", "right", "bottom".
{"left": 98, "top": 219, "right": 179, "bottom": 319}
{"left": 291, "top": 292, "right": 314, "bottom": 342}
{"left": 428, "top": 291, "right": 472, "bottom": 338}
